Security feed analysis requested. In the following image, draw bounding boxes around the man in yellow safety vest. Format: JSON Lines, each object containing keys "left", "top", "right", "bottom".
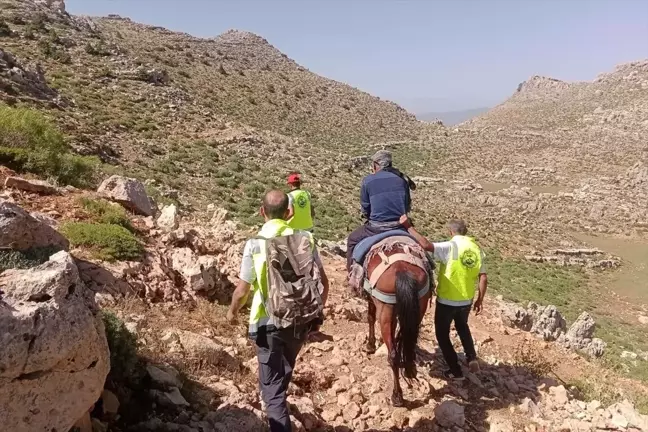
{"left": 286, "top": 173, "right": 314, "bottom": 232}
{"left": 227, "top": 190, "right": 329, "bottom": 432}
{"left": 400, "top": 215, "right": 488, "bottom": 381}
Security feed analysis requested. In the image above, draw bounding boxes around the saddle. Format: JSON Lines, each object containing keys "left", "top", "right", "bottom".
{"left": 348, "top": 233, "right": 434, "bottom": 300}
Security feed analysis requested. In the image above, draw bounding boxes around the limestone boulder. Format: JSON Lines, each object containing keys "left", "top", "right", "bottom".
{"left": 4, "top": 176, "right": 59, "bottom": 195}
{"left": 0, "top": 251, "right": 110, "bottom": 432}
{"left": 528, "top": 303, "right": 566, "bottom": 341}
{"left": 157, "top": 204, "right": 179, "bottom": 231}
{"left": 98, "top": 175, "right": 154, "bottom": 216}
{"left": 0, "top": 200, "right": 69, "bottom": 251}
{"left": 169, "top": 247, "right": 233, "bottom": 301}
{"left": 434, "top": 400, "right": 465, "bottom": 428}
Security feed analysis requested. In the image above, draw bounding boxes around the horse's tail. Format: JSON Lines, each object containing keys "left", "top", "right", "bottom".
{"left": 394, "top": 270, "right": 421, "bottom": 379}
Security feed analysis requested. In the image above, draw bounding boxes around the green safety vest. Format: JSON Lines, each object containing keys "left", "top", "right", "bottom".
{"left": 288, "top": 189, "right": 313, "bottom": 231}
{"left": 436, "top": 235, "right": 483, "bottom": 306}
{"left": 247, "top": 219, "right": 315, "bottom": 337}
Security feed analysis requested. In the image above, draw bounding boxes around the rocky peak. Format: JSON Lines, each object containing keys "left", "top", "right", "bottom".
{"left": 516, "top": 75, "right": 571, "bottom": 94}
{"left": 214, "top": 29, "right": 271, "bottom": 47}
{"left": 211, "top": 29, "right": 298, "bottom": 69}
{"left": 35, "top": 0, "right": 66, "bottom": 13}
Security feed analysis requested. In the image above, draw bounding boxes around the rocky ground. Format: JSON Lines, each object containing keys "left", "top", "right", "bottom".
{"left": 1, "top": 1, "right": 648, "bottom": 430}
{"left": 1, "top": 173, "right": 648, "bottom": 432}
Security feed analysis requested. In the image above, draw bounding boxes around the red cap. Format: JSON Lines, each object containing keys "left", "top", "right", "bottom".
{"left": 287, "top": 173, "right": 301, "bottom": 184}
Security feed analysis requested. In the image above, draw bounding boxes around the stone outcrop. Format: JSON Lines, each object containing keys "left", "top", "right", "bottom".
{"left": 528, "top": 303, "right": 567, "bottom": 341}
{"left": 0, "top": 200, "right": 69, "bottom": 251}
{"left": 0, "top": 48, "right": 66, "bottom": 106}
{"left": 558, "top": 312, "right": 607, "bottom": 357}
{"left": 0, "top": 251, "right": 110, "bottom": 432}
{"left": 98, "top": 175, "right": 154, "bottom": 216}
{"left": 157, "top": 204, "right": 179, "bottom": 231}
{"left": 4, "top": 176, "right": 59, "bottom": 195}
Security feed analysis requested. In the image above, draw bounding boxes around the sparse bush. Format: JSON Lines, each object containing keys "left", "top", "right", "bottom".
{"left": 60, "top": 222, "right": 143, "bottom": 261}
{"left": 0, "top": 19, "right": 12, "bottom": 37}
{"left": 78, "top": 197, "right": 134, "bottom": 231}
{"left": 513, "top": 341, "right": 556, "bottom": 377}
{"left": 0, "top": 106, "right": 99, "bottom": 187}
{"left": 218, "top": 64, "right": 227, "bottom": 75}
{"left": 267, "top": 83, "right": 275, "bottom": 93}
{"left": 38, "top": 40, "right": 71, "bottom": 63}
{"left": 84, "top": 41, "right": 110, "bottom": 56}
{"left": 101, "top": 311, "right": 143, "bottom": 384}
{"left": 0, "top": 246, "right": 61, "bottom": 272}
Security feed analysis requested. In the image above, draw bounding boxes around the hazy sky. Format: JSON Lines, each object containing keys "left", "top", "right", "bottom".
{"left": 65, "top": 0, "right": 648, "bottom": 113}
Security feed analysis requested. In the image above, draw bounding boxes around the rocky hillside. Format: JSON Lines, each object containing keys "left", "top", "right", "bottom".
{"left": 0, "top": 0, "right": 447, "bottom": 239}
{"left": 2, "top": 1, "right": 648, "bottom": 430}
{"left": 1, "top": 175, "right": 647, "bottom": 432}
{"left": 458, "top": 61, "right": 648, "bottom": 181}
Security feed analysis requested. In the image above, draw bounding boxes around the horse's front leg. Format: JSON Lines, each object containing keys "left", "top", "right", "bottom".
{"left": 379, "top": 304, "right": 404, "bottom": 407}
{"left": 366, "top": 297, "right": 377, "bottom": 354}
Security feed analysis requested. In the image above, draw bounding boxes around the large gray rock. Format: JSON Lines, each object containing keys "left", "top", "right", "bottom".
{"left": 434, "top": 400, "right": 465, "bottom": 428}
{"left": 4, "top": 176, "right": 59, "bottom": 195}
{"left": 0, "top": 251, "right": 110, "bottom": 432}
{"left": 557, "top": 312, "right": 607, "bottom": 357}
{"left": 0, "top": 200, "right": 69, "bottom": 251}
{"left": 528, "top": 303, "right": 566, "bottom": 341}
{"left": 157, "top": 204, "right": 179, "bottom": 231}
{"left": 98, "top": 175, "right": 154, "bottom": 216}
{"left": 499, "top": 302, "right": 532, "bottom": 331}
{"left": 566, "top": 311, "right": 596, "bottom": 340}
{"left": 168, "top": 247, "right": 233, "bottom": 301}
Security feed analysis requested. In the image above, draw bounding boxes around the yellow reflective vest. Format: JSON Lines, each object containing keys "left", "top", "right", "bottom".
{"left": 288, "top": 189, "right": 313, "bottom": 231}
{"left": 436, "top": 235, "right": 483, "bottom": 306}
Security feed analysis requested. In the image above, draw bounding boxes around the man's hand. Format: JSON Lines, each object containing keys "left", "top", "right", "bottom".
{"left": 399, "top": 214, "right": 412, "bottom": 229}
{"left": 473, "top": 298, "right": 484, "bottom": 315}
{"left": 226, "top": 308, "right": 238, "bottom": 325}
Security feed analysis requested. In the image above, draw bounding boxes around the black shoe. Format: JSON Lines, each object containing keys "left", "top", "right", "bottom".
{"left": 442, "top": 369, "right": 465, "bottom": 381}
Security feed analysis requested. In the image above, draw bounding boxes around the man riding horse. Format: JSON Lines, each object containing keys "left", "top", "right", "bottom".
{"left": 346, "top": 151, "right": 432, "bottom": 406}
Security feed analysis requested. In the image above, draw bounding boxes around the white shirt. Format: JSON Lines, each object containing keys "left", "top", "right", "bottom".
{"left": 432, "top": 239, "right": 487, "bottom": 274}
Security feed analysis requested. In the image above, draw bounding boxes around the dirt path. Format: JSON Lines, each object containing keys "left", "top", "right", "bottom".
{"left": 274, "top": 255, "right": 648, "bottom": 431}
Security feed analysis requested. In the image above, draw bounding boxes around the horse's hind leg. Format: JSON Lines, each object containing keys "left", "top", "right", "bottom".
{"left": 379, "top": 304, "right": 404, "bottom": 407}
{"left": 366, "top": 297, "right": 377, "bottom": 354}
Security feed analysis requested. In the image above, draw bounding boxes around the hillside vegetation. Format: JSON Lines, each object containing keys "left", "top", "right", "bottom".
{"left": 1, "top": 0, "right": 648, "bottom": 402}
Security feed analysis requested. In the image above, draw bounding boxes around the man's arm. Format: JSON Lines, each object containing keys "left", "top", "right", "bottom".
{"left": 227, "top": 280, "right": 251, "bottom": 323}
{"left": 309, "top": 192, "right": 315, "bottom": 218}
{"left": 474, "top": 250, "right": 488, "bottom": 314}
{"left": 474, "top": 274, "right": 488, "bottom": 314}
{"left": 399, "top": 215, "right": 434, "bottom": 252}
{"left": 287, "top": 195, "right": 295, "bottom": 220}
{"left": 360, "top": 179, "right": 370, "bottom": 218}
{"left": 312, "top": 247, "right": 328, "bottom": 306}
{"left": 319, "top": 264, "right": 329, "bottom": 307}
{"left": 227, "top": 241, "right": 255, "bottom": 324}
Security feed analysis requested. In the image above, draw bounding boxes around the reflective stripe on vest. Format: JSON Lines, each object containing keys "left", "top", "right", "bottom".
{"left": 247, "top": 219, "right": 315, "bottom": 337}
{"left": 288, "top": 189, "right": 313, "bottom": 231}
{"left": 436, "top": 236, "right": 482, "bottom": 307}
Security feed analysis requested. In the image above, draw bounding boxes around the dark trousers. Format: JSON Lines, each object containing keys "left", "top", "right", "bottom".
{"left": 346, "top": 223, "right": 403, "bottom": 270}
{"left": 434, "top": 302, "right": 477, "bottom": 376}
{"left": 256, "top": 326, "right": 310, "bottom": 432}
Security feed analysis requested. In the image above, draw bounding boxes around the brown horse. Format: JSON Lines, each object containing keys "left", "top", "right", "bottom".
{"left": 364, "top": 244, "right": 432, "bottom": 407}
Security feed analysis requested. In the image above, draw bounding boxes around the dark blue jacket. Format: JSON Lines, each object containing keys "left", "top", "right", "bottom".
{"left": 360, "top": 170, "right": 411, "bottom": 222}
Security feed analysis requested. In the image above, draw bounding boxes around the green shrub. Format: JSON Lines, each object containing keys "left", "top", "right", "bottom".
{"left": 101, "top": 311, "right": 142, "bottom": 384}
{"left": 0, "top": 106, "right": 99, "bottom": 187}
{"left": 78, "top": 197, "right": 134, "bottom": 231}
{"left": 0, "top": 246, "right": 60, "bottom": 272}
{"left": 0, "top": 20, "right": 12, "bottom": 37}
{"left": 61, "top": 222, "right": 143, "bottom": 261}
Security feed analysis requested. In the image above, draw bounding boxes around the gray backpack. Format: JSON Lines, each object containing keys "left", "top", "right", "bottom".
{"left": 257, "top": 231, "right": 324, "bottom": 329}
